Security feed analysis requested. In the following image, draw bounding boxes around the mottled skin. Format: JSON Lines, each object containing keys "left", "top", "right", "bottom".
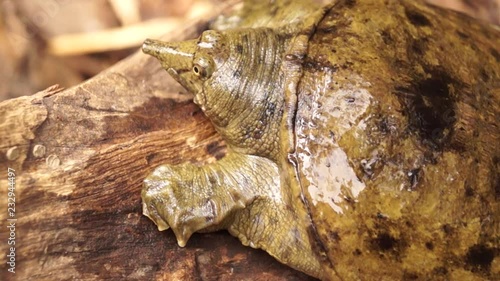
{"left": 141, "top": 0, "right": 499, "bottom": 280}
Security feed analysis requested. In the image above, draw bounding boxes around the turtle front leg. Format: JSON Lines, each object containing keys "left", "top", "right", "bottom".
{"left": 142, "top": 151, "right": 324, "bottom": 278}
{"left": 142, "top": 151, "right": 280, "bottom": 247}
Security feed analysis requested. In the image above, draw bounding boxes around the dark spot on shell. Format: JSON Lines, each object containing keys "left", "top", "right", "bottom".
{"left": 405, "top": 8, "right": 431, "bottom": 27}
{"left": 408, "top": 168, "right": 420, "bottom": 190}
{"left": 345, "top": 97, "right": 355, "bottom": 103}
{"left": 465, "top": 244, "right": 495, "bottom": 271}
{"left": 433, "top": 266, "right": 448, "bottom": 276}
{"left": 353, "top": 249, "right": 362, "bottom": 256}
{"left": 403, "top": 272, "right": 419, "bottom": 280}
{"left": 464, "top": 185, "right": 475, "bottom": 197}
{"left": 373, "top": 233, "right": 397, "bottom": 251}
{"left": 316, "top": 8, "right": 352, "bottom": 38}
{"left": 328, "top": 231, "right": 341, "bottom": 241}
{"left": 423, "top": 151, "right": 438, "bottom": 165}
{"left": 405, "top": 220, "right": 413, "bottom": 228}
{"left": 340, "top": 61, "right": 354, "bottom": 70}
{"left": 303, "top": 57, "right": 339, "bottom": 73}
{"left": 378, "top": 117, "right": 390, "bottom": 134}
{"left": 425, "top": 241, "right": 434, "bottom": 250}
{"left": 380, "top": 30, "right": 393, "bottom": 45}
{"left": 395, "top": 67, "right": 457, "bottom": 150}
{"left": 410, "top": 38, "right": 427, "bottom": 56}
{"left": 442, "top": 224, "right": 453, "bottom": 235}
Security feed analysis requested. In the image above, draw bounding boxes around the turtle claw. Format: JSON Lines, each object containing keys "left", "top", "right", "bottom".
{"left": 172, "top": 227, "right": 189, "bottom": 247}
{"left": 164, "top": 210, "right": 197, "bottom": 247}
{"left": 142, "top": 191, "right": 193, "bottom": 245}
{"left": 142, "top": 201, "right": 170, "bottom": 231}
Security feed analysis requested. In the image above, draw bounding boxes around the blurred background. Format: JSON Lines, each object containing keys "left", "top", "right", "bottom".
{"left": 0, "top": 0, "right": 498, "bottom": 102}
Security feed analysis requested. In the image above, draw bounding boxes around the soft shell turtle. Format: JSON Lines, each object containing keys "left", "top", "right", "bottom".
{"left": 141, "top": 0, "right": 499, "bottom": 280}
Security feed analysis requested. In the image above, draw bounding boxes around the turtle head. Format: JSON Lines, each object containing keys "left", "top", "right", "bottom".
{"left": 142, "top": 38, "right": 204, "bottom": 98}
{"left": 143, "top": 31, "right": 235, "bottom": 119}
{"left": 143, "top": 28, "right": 286, "bottom": 156}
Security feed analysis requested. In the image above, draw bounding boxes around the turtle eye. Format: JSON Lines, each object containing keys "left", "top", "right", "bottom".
{"left": 192, "top": 58, "right": 213, "bottom": 79}
{"left": 192, "top": 64, "right": 204, "bottom": 77}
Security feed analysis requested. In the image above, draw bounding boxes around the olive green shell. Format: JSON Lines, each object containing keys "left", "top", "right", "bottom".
{"left": 292, "top": 1, "right": 499, "bottom": 280}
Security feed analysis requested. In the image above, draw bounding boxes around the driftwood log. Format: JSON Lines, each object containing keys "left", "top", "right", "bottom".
{"left": 0, "top": 12, "right": 315, "bottom": 281}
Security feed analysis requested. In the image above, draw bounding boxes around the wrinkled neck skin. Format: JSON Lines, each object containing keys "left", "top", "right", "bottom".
{"left": 198, "top": 28, "right": 288, "bottom": 159}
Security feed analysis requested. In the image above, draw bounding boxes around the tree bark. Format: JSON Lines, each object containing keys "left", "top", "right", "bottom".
{"left": 0, "top": 15, "right": 314, "bottom": 281}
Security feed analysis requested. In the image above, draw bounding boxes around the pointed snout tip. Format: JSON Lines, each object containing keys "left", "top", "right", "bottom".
{"left": 143, "top": 38, "right": 197, "bottom": 58}
{"left": 142, "top": 38, "right": 159, "bottom": 56}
